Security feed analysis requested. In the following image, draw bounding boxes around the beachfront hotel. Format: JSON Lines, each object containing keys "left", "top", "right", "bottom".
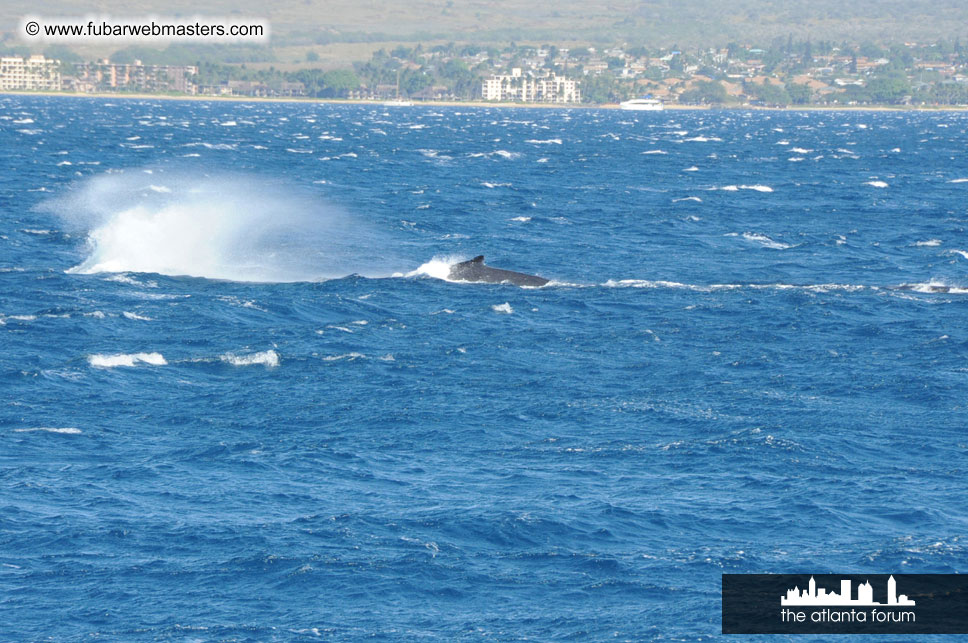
{"left": 482, "top": 68, "right": 581, "bottom": 103}
{"left": 0, "top": 55, "right": 61, "bottom": 91}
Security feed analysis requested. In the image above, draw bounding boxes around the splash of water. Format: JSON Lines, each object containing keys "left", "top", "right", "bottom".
{"left": 46, "top": 171, "right": 394, "bottom": 282}
{"left": 402, "top": 255, "right": 468, "bottom": 281}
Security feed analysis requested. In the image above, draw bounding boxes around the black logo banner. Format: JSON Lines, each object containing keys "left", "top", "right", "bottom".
{"left": 723, "top": 574, "right": 968, "bottom": 634}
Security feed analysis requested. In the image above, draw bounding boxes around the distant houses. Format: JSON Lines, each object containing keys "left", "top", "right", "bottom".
{"left": 1, "top": 39, "right": 966, "bottom": 106}
{"left": 70, "top": 60, "right": 198, "bottom": 94}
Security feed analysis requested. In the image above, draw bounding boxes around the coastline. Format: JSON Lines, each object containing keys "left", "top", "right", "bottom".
{"left": 2, "top": 90, "right": 967, "bottom": 112}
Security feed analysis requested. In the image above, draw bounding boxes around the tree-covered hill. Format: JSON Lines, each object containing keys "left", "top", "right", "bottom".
{"left": 2, "top": 0, "right": 966, "bottom": 49}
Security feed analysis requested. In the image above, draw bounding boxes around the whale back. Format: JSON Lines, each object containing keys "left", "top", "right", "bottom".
{"left": 449, "top": 255, "right": 548, "bottom": 287}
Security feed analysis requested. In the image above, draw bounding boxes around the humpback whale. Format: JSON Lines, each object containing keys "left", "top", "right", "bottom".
{"left": 448, "top": 256, "right": 549, "bottom": 287}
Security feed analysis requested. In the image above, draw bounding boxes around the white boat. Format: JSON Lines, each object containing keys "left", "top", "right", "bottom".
{"left": 619, "top": 98, "right": 664, "bottom": 111}
{"left": 383, "top": 70, "right": 413, "bottom": 106}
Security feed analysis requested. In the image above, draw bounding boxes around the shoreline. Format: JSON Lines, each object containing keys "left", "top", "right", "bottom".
{"left": 3, "top": 90, "right": 967, "bottom": 112}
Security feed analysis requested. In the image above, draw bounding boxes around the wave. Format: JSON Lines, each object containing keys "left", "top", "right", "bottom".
{"left": 13, "top": 427, "right": 82, "bottom": 434}
{"left": 894, "top": 281, "right": 968, "bottom": 294}
{"left": 711, "top": 185, "right": 774, "bottom": 192}
{"left": 323, "top": 352, "right": 366, "bottom": 361}
{"left": 468, "top": 150, "right": 520, "bottom": 160}
{"left": 865, "top": 180, "right": 889, "bottom": 188}
{"left": 603, "top": 280, "right": 866, "bottom": 293}
{"left": 88, "top": 352, "right": 167, "bottom": 368}
{"left": 741, "top": 232, "right": 791, "bottom": 249}
{"left": 220, "top": 350, "right": 280, "bottom": 367}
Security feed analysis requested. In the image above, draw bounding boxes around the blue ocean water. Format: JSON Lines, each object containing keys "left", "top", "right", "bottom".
{"left": 2, "top": 96, "right": 967, "bottom": 640}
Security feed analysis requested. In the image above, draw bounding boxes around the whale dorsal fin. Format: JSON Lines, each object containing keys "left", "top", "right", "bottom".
{"left": 471, "top": 255, "right": 484, "bottom": 263}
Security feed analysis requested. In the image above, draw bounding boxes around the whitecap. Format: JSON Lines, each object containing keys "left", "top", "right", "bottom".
{"left": 14, "top": 427, "right": 82, "bottom": 434}
{"left": 897, "top": 281, "right": 968, "bottom": 295}
{"left": 866, "top": 180, "right": 889, "bottom": 188}
{"left": 672, "top": 197, "right": 702, "bottom": 203}
{"left": 492, "top": 302, "right": 513, "bottom": 314}
{"left": 220, "top": 350, "right": 279, "bottom": 367}
{"left": 122, "top": 311, "right": 152, "bottom": 321}
{"left": 742, "top": 232, "right": 791, "bottom": 249}
{"left": 915, "top": 239, "right": 942, "bottom": 247}
{"left": 89, "top": 352, "right": 167, "bottom": 367}
{"left": 323, "top": 352, "right": 365, "bottom": 361}
{"left": 706, "top": 185, "right": 774, "bottom": 192}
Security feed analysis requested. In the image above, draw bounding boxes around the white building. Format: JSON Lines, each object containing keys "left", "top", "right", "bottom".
{"left": 482, "top": 68, "right": 580, "bottom": 103}
{"left": 0, "top": 55, "right": 61, "bottom": 91}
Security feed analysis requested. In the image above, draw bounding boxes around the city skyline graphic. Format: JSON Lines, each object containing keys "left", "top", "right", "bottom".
{"left": 781, "top": 576, "right": 916, "bottom": 607}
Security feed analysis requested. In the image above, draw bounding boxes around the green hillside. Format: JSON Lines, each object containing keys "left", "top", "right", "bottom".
{"left": 3, "top": 0, "right": 967, "bottom": 52}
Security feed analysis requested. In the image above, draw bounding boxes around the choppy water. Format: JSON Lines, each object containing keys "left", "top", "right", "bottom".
{"left": 2, "top": 97, "right": 967, "bottom": 640}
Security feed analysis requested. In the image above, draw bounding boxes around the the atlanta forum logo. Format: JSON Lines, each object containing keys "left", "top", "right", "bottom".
{"left": 780, "top": 575, "right": 915, "bottom": 624}
{"left": 723, "top": 573, "right": 968, "bottom": 634}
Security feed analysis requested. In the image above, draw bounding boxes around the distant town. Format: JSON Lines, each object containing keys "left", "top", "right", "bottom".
{"left": 2, "top": 38, "right": 968, "bottom": 107}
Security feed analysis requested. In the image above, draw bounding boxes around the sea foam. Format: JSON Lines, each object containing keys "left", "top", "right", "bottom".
{"left": 88, "top": 352, "right": 167, "bottom": 367}
{"left": 220, "top": 350, "right": 280, "bottom": 367}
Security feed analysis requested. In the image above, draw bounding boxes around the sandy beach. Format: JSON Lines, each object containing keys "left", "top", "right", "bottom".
{"left": 3, "top": 89, "right": 967, "bottom": 112}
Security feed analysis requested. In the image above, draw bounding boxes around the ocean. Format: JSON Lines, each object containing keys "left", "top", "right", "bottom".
{"left": 2, "top": 96, "right": 967, "bottom": 640}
